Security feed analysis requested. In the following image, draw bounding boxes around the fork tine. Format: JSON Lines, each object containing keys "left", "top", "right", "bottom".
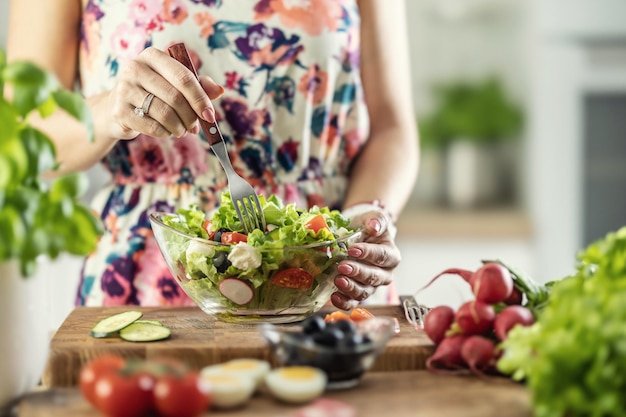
{"left": 242, "top": 197, "right": 259, "bottom": 231}
{"left": 232, "top": 198, "right": 249, "bottom": 234}
{"left": 250, "top": 193, "right": 266, "bottom": 231}
{"left": 246, "top": 195, "right": 264, "bottom": 231}
{"left": 241, "top": 197, "right": 256, "bottom": 232}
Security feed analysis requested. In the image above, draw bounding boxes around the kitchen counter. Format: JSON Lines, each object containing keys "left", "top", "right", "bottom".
{"left": 21, "top": 370, "right": 531, "bottom": 417}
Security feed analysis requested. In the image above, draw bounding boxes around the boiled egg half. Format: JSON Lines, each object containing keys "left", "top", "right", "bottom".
{"left": 265, "top": 366, "right": 327, "bottom": 404}
{"left": 200, "top": 372, "right": 255, "bottom": 409}
{"left": 201, "top": 358, "right": 270, "bottom": 391}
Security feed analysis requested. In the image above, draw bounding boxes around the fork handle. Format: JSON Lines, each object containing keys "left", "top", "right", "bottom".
{"left": 167, "top": 43, "right": 223, "bottom": 146}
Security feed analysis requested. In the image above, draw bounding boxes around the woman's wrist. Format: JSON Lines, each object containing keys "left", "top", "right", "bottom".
{"left": 342, "top": 200, "right": 398, "bottom": 238}
{"left": 343, "top": 200, "right": 396, "bottom": 223}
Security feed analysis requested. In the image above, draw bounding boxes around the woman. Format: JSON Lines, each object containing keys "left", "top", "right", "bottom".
{"left": 6, "top": 0, "right": 418, "bottom": 309}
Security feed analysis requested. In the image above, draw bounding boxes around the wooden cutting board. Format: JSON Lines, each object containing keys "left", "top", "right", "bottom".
{"left": 22, "top": 371, "right": 531, "bottom": 417}
{"left": 42, "top": 305, "right": 433, "bottom": 388}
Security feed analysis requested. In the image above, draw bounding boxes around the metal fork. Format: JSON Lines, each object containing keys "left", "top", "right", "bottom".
{"left": 399, "top": 295, "right": 431, "bottom": 330}
{"left": 168, "top": 43, "right": 266, "bottom": 233}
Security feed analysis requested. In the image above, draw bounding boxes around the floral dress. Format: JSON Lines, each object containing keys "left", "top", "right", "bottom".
{"left": 76, "top": 0, "right": 377, "bottom": 306}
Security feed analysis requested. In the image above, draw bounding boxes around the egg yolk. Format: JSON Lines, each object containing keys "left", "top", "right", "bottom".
{"left": 278, "top": 367, "right": 320, "bottom": 380}
{"left": 223, "top": 360, "right": 261, "bottom": 371}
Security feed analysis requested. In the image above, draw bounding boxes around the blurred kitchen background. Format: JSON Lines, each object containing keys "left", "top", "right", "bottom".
{"left": 2, "top": 0, "right": 626, "bottom": 323}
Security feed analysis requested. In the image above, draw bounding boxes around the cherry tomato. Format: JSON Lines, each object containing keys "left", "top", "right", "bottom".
{"left": 94, "top": 371, "right": 154, "bottom": 417}
{"left": 270, "top": 267, "right": 313, "bottom": 289}
{"left": 79, "top": 355, "right": 126, "bottom": 407}
{"left": 154, "top": 371, "right": 211, "bottom": 417}
{"left": 324, "top": 310, "right": 351, "bottom": 323}
{"left": 221, "top": 231, "right": 248, "bottom": 244}
{"left": 305, "top": 214, "right": 329, "bottom": 234}
{"left": 202, "top": 220, "right": 214, "bottom": 239}
{"left": 350, "top": 307, "right": 375, "bottom": 322}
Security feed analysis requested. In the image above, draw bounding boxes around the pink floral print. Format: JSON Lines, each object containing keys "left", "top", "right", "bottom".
{"left": 75, "top": 0, "right": 384, "bottom": 307}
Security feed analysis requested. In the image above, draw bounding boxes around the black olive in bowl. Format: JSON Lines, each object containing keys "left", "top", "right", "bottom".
{"left": 260, "top": 316, "right": 395, "bottom": 390}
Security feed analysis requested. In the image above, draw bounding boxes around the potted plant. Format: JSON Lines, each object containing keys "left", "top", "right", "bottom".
{"left": 0, "top": 48, "right": 103, "bottom": 410}
{"left": 418, "top": 77, "right": 524, "bottom": 208}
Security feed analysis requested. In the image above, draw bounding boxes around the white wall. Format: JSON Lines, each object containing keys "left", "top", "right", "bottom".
{"left": 406, "top": 0, "right": 530, "bottom": 114}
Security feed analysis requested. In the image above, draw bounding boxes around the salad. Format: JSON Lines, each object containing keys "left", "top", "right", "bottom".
{"left": 156, "top": 193, "right": 360, "bottom": 316}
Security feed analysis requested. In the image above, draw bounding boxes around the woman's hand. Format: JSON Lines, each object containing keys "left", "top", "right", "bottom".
{"left": 106, "top": 47, "right": 224, "bottom": 141}
{"left": 331, "top": 210, "right": 401, "bottom": 310}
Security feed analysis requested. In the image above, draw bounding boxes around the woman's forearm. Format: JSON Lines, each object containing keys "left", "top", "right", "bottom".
{"left": 344, "top": 123, "right": 419, "bottom": 220}
{"left": 29, "top": 91, "right": 119, "bottom": 176}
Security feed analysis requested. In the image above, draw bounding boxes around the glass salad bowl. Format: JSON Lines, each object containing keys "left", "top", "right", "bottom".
{"left": 260, "top": 316, "right": 396, "bottom": 390}
{"left": 149, "top": 207, "right": 363, "bottom": 324}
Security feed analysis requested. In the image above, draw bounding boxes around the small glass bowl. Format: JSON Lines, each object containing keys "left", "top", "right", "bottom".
{"left": 260, "top": 316, "right": 395, "bottom": 390}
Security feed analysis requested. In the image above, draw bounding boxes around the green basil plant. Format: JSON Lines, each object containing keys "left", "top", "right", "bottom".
{"left": 0, "top": 48, "right": 103, "bottom": 277}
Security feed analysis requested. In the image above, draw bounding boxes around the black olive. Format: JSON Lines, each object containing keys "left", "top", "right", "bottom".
{"left": 312, "top": 328, "right": 344, "bottom": 347}
{"left": 361, "top": 335, "right": 373, "bottom": 346}
{"left": 330, "top": 319, "right": 356, "bottom": 335}
{"left": 340, "top": 332, "right": 365, "bottom": 348}
{"left": 302, "top": 315, "right": 326, "bottom": 335}
{"left": 213, "top": 227, "right": 230, "bottom": 243}
{"left": 213, "top": 251, "right": 231, "bottom": 273}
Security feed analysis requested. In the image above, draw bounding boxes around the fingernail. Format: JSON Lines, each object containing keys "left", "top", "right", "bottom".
{"left": 338, "top": 264, "right": 353, "bottom": 275}
{"left": 368, "top": 219, "right": 382, "bottom": 234}
{"left": 348, "top": 247, "right": 362, "bottom": 258}
{"left": 218, "top": 85, "right": 225, "bottom": 97}
{"left": 190, "top": 123, "right": 200, "bottom": 135}
{"left": 335, "top": 276, "right": 350, "bottom": 290}
{"left": 202, "top": 107, "right": 215, "bottom": 123}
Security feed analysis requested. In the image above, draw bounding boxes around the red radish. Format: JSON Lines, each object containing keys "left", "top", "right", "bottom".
{"left": 426, "top": 334, "right": 467, "bottom": 373}
{"left": 417, "top": 268, "right": 475, "bottom": 294}
{"left": 455, "top": 300, "right": 495, "bottom": 336}
{"left": 218, "top": 278, "right": 254, "bottom": 305}
{"left": 503, "top": 287, "right": 523, "bottom": 305}
{"left": 471, "top": 263, "right": 513, "bottom": 304}
{"left": 424, "top": 305, "right": 456, "bottom": 344}
{"left": 460, "top": 336, "right": 496, "bottom": 377}
{"left": 493, "top": 305, "right": 535, "bottom": 341}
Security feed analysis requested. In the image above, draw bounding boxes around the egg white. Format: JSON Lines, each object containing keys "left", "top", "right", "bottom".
{"left": 265, "top": 366, "right": 327, "bottom": 404}
{"left": 201, "top": 359, "right": 270, "bottom": 391}
{"left": 200, "top": 372, "right": 255, "bottom": 409}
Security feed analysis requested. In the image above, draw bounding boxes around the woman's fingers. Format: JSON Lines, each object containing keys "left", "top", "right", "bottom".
{"left": 137, "top": 47, "right": 218, "bottom": 122}
{"left": 200, "top": 76, "right": 225, "bottom": 100}
{"left": 349, "top": 240, "right": 402, "bottom": 271}
{"left": 329, "top": 226, "right": 402, "bottom": 305}
{"left": 331, "top": 292, "right": 359, "bottom": 311}
{"left": 110, "top": 47, "right": 224, "bottom": 140}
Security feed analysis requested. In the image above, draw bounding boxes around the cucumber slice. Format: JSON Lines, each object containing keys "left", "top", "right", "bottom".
{"left": 119, "top": 322, "right": 171, "bottom": 342}
{"left": 90, "top": 311, "right": 143, "bottom": 338}
{"left": 135, "top": 319, "right": 164, "bottom": 326}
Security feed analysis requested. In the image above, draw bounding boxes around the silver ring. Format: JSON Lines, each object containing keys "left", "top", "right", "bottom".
{"left": 134, "top": 93, "right": 155, "bottom": 118}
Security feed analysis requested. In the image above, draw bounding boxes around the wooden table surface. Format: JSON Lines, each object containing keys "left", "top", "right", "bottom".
{"left": 43, "top": 305, "right": 434, "bottom": 388}
{"left": 22, "top": 371, "right": 531, "bottom": 417}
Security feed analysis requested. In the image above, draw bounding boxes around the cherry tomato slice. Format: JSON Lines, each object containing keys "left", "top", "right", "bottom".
{"left": 305, "top": 214, "right": 329, "bottom": 234}
{"left": 79, "top": 355, "right": 126, "bottom": 407}
{"left": 350, "top": 307, "right": 375, "bottom": 322}
{"left": 324, "top": 310, "right": 352, "bottom": 323}
{"left": 221, "top": 231, "right": 248, "bottom": 244}
{"left": 94, "top": 371, "right": 154, "bottom": 417}
{"left": 270, "top": 267, "right": 313, "bottom": 289}
{"left": 154, "top": 371, "right": 211, "bottom": 417}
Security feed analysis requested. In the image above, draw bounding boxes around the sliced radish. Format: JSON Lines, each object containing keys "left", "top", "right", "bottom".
{"left": 219, "top": 278, "right": 254, "bottom": 305}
